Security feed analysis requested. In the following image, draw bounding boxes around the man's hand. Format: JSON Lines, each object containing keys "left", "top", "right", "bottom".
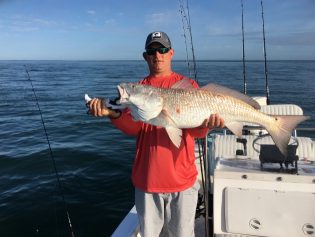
{"left": 88, "top": 98, "right": 121, "bottom": 119}
{"left": 200, "top": 114, "right": 225, "bottom": 129}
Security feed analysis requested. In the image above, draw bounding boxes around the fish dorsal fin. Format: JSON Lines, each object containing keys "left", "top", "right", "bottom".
{"left": 202, "top": 83, "right": 261, "bottom": 110}
{"left": 165, "top": 127, "right": 183, "bottom": 148}
{"left": 171, "top": 77, "right": 195, "bottom": 89}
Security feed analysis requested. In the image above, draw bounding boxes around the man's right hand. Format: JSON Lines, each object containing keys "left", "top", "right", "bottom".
{"left": 88, "top": 98, "right": 121, "bottom": 119}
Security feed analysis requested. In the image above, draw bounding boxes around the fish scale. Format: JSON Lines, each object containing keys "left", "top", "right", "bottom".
{"left": 160, "top": 89, "right": 256, "bottom": 128}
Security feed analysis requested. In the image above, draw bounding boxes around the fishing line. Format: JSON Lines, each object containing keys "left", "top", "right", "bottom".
{"left": 25, "top": 65, "right": 75, "bottom": 237}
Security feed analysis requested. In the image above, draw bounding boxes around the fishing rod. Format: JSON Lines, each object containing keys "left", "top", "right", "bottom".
{"left": 260, "top": 0, "right": 270, "bottom": 105}
{"left": 179, "top": 3, "right": 191, "bottom": 77}
{"left": 241, "top": 0, "right": 247, "bottom": 95}
{"left": 178, "top": 0, "right": 198, "bottom": 82}
{"left": 185, "top": 0, "right": 198, "bottom": 81}
{"left": 178, "top": 1, "right": 211, "bottom": 236}
{"left": 25, "top": 66, "right": 75, "bottom": 237}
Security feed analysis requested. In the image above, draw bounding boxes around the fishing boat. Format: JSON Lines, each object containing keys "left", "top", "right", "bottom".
{"left": 111, "top": 98, "right": 315, "bottom": 237}
{"left": 111, "top": 1, "right": 315, "bottom": 236}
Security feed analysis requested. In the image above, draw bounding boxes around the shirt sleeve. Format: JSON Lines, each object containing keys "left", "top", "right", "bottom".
{"left": 186, "top": 127, "right": 209, "bottom": 138}
{"left": 110, "top": 109, "right": 143, "bottom": 136}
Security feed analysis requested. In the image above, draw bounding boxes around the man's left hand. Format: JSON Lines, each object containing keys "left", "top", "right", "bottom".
{"left": 200, "top": 114, "right": 225, "bottom": 129}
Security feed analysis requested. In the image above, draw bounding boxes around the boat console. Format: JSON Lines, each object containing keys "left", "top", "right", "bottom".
{"left": 209, "top": 103, "right": 315, "bottom": 237}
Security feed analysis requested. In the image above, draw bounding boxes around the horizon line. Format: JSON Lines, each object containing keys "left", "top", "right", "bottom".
{"left": 1, "top": 59, "right": 315, "bottom": 62}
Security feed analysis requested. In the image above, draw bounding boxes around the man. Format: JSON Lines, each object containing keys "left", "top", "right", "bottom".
{"left": 89, "top": 31, "right": 224, "bottom": 237}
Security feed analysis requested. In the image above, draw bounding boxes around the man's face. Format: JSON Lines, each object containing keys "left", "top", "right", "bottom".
{"left": 144, "top": 42, "right": 174, "bottom": 75}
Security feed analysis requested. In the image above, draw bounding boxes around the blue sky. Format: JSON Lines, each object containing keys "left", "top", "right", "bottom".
{"left": 0, "top": 0, "right": 314, "bottom": 60}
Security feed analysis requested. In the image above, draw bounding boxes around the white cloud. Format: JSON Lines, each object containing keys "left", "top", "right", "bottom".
{"left": 12, "top": 26, "right": 39, "bottom": 32}
{"left": 268, "top": 32, "right": 315, "bottom": 46}
{"left": 105, "top": 18, "right": 116, "bottom": 25}
{"left": 87, "top": 10, "right": 96, "bottom": 15}
{"left": 3, "top": 14, "right": 58, "bottom": 32}
{"left": 145, "top": 10, "right": 179, "bottom": 29}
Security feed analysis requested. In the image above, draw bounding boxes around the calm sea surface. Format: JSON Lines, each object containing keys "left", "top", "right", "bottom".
{"left": 0, "top": 60, "right": 314, "bottom": 236}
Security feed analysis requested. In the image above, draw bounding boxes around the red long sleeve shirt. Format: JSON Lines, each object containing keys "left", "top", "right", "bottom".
{"left": 111, "top": 72, "right": 209, "bottom": 192}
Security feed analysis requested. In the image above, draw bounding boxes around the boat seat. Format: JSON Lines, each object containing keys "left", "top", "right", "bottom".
{"left": 243, "top": 104, "right": 304, "bottom": 130}
{"left": 260, "top": 104, "right": 303, "bottom": 115}
{"left": 212, "top": 134, "right": 315, "bottom": 161}
{"left": 211, "top": 103, "right": 314, "bottom": 161}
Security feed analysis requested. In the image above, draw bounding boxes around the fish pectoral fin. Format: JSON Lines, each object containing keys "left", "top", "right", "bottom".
{"left": 225, "top": 121, "right": 243, "bottom": 137}
{"left": 160, "top": 109, "right": 178, "bottom": 127}
{"left": 165, "top": 127, "right": 183, "bottom": 148}
{"left": 134, "top": 97, "right": 164, "bottom": 121}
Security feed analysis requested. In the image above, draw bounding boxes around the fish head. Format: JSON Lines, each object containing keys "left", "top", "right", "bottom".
{"left": 117, "top": 83, "right": 156, "bottom": 106}
{"left": 117, "top": 82, "right": 164, "bottom": 121}
{"left": 117, "top": 83, "right": 131, "bottom": 104}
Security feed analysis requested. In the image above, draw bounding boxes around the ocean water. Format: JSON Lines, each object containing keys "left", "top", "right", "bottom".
{"left": 0, "top": 60, "right": 314, "bottom": 236}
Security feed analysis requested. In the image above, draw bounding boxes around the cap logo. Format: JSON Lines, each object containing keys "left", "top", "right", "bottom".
{"left": 152, "top": 32, "right": 161, "bottom": 39}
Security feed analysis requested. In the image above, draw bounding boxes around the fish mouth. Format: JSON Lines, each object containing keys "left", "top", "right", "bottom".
{"left": 117, "top": 85, "right": 129, "bottom": 104}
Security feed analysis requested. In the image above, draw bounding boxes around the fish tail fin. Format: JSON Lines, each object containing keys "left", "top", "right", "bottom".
{"left": 266, "top": 115, "right": 310, "bottom": 156}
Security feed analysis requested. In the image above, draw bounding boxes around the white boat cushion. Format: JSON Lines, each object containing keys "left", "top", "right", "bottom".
{"left": 260, "top": 104, "right": 303, "bottom": 115}
{"left": 212, "top": 134, "right": 315, "bottom": 161}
